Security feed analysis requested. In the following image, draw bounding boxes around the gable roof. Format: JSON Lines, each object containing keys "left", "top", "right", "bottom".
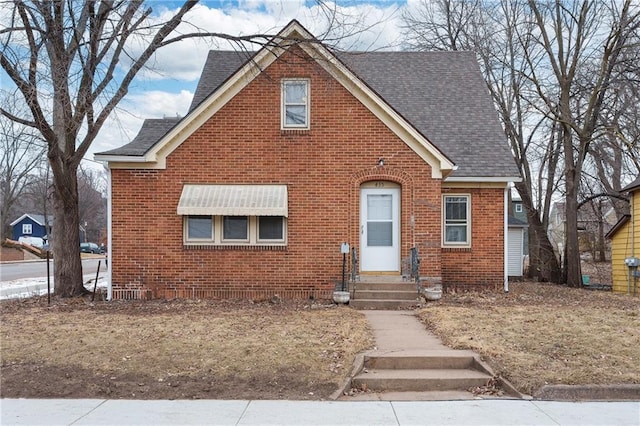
{"left": 97, "top": 20, "right": 518, "bottom": 181}
{"left": 10, "top": 214, "right": 54, "bottom": 227}
{"left": 606, "top": 214, "right": 631, "bottom": 239}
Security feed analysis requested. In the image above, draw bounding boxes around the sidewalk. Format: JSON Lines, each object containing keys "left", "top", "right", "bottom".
{"left": 2, "top": 398, "right": 639, "bottom": 425}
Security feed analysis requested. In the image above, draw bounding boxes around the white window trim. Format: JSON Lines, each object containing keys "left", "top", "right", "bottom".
{"left": 257, "top": 216, "right": 287, "bottom": 243}
{"left": 281, "top": 79, "right": 310, "bottom": 130}
{"left": 442, "top": 194, "right": 471, "bottom": 247}
{"left": 184, "top": 216, "right": 215, "bottom": 243}
{"left": 515, "top": 203, "right": 523, "bottom": 213}
{"left": 222, "top": 216, "right": 250, "bottom": 243}
{"left": 22, "top": 223, "right": 32, "bottom": 235}
{"left": 184, "top": 216, "right": 287, "bottom": 246}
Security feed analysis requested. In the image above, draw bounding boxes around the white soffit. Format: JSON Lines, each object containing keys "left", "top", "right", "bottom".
{"left": 177, "top": 185, "right": 288, "bottom": 217}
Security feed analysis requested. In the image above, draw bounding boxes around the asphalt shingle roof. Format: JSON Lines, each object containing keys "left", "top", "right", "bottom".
{"left": 100, "top": 49, "right": 519, "bottom": 178}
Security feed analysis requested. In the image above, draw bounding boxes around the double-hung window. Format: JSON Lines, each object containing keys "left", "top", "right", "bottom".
{"left": 443, "top": 195, "right": 471, "bottom": 246}
{"left": 22, "top": 224, "right": 32, "bottom": 235}
{"left": 282, "top": 79, "right": 309, "bottom": 129}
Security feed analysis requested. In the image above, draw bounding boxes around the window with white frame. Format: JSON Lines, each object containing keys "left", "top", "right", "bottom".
{"left": 515, "top": 203, "right": 523, "bottom": 213}
{"left": 443, "top": 195, "right": 471, "bottom": 246}
{"left": 22, "top": 223, "right": 32, "bottom": 234}
{"left": 184, "top": 216, "right": 286, "bottom": 246}
{"left": 186, "top": 216, "right": 214, "bottom": 242}
{"left": 282, "top": 79, "right": 309, "bottom": 129}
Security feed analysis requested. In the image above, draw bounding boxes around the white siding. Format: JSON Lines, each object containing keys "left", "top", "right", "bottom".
{"left": 508, "top": 228, "right": 524, "bottom": 276}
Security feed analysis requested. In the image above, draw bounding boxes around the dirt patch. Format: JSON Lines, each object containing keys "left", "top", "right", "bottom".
{"left": 417, "top": 281, "right": 640, "bottom": 395}
{"left": 0, "top": 297, "right": 373, "bottom": 400}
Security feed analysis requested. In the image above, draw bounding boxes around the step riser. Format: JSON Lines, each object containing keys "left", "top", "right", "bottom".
{"left": 353, "top": 283, "right": 417, "bottom": 291}
{"left": 365, "top": 356, "right": 475, "bottom": 370}
{"left": 349, "top": 300, "right": 420, "bottom": 310}
{"left": 353, "top": 291, "right": 419, "bottom": 300}
{"left": 351, "top": 377, "right": 488, "bottom": 392}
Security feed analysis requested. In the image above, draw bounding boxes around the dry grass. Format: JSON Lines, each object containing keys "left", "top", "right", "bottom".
{"left": 0, "top": 298, "right": 373, "bottom": 399}
{"left": 417, "top": 282, "right": 640, "bottom": 395}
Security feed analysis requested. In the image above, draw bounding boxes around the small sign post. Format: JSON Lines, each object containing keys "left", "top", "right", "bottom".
{"left": 341, "top": 242, "right": 350, "bottom": 292}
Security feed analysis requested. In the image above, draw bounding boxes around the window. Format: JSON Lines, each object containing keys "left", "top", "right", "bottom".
{"left": 258, "top": 216, "right": 285, "bottom": 241}
{"left": 184, "top": 216, "right": 286, "bottom": 246}
{"left": 22, "top": 224, "right": 32, "bottom": 235}
{"left": 282, "top": 79, "right": 309, "bottom": 129}
{"left": 443, "top": 195, "right": 471, "bottom": 246}
{"left": 515, "top": 203, "right": 523, "bottom": 213}
{"left": 186, "top": 216, "right": 213, "bottom": 241}
{"left": 223, "top": 216, "right": 248, "bottom": 241}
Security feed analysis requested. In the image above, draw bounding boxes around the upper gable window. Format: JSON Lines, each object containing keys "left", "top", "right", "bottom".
{"left": 282, "top": 79, "right": 309, "bottom": 129}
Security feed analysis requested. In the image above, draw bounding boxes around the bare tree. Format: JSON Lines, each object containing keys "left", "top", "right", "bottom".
{"left": 402, "top": 0, "right": 562, "bottom": 281}
{"left": 1, "top": 0, "right": 357, "bottom": 296}
{"left": 0, "top": 94, "right": 46, "bottom": 239}
{"left": 524, "top": 0, "right": 640, "bottom": 287}
{"left": 78, "top": 166, "right": 107, "bottom": 244}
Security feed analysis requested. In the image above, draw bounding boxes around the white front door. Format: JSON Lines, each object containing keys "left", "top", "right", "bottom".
{"left": 360, "top": 187, "right": 400, "bottom": 272}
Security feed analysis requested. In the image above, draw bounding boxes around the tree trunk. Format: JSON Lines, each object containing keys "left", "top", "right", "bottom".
{"left": 564, "top": 167, "right": 582, "bottom": 288}
{"left": 516, "top": 181, "right": 561, "bottom": 282}
{"left": 51, "top": 165, "right": 87, "bottom": 297}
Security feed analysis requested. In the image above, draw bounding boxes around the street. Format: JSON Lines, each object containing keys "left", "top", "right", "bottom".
{"left": 0, "top": 257, "right": 106, "bottom": 282}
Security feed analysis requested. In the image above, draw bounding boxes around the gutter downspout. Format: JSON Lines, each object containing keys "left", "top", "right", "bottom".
{"left": 105, "top": 164, "right": 113, "bottom": 301}
{"left": 504, "top": 185, "right": 509, "bottom": 293}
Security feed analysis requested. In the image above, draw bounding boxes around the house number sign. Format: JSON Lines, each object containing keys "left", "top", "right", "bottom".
{"left": 374, "top": 181, "right": 385, "bottom": 188}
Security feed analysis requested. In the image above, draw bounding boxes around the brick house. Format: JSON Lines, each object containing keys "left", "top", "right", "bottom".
{"left": 96, "top": 21, "right": 520, "bottom": 301}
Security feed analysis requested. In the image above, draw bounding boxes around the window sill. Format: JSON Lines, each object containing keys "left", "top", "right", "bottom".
{"left": 184, "top": 244, "right": 287, "bottom": 251}
{"left": 280, "top": 129, "right": 310, "bottom": 136}
{"left": 442, "top": 246, "right": 472, "bottom": 252}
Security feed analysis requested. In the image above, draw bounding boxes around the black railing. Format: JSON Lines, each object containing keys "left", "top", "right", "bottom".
{"left": 350, "top": 247, "right": 358, "bottom": 298}
{"left": 410, "top": 246, "right": 420, "bottom": 292}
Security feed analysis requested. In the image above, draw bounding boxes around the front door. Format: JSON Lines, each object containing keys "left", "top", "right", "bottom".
{"left": 360, "top": 186, "right": 400, "bottom": 272}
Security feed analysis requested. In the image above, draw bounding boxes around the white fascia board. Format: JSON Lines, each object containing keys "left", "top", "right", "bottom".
{"left": 444, "top": 176, "right": 522, "bottom": 183}
{"left": 94, "top": 155, "right": 150, "bottom": 164}
{"left": 9, "top": 213, "right": 31, "bottom": 226}
{"left": 301, "top": 44, "right": 455, "bottom": 179}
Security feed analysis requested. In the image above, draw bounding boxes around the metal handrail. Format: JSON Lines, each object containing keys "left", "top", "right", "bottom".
{"left": 410, "top": 246, "right": 420, "bottom": 293}
{"left": 350, "top": 247, "right": 358, "bottom": 298}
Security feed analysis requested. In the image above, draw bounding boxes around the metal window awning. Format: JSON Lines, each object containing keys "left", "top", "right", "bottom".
{"left": 177, "top": 184, "right": 288, "bottom": 217}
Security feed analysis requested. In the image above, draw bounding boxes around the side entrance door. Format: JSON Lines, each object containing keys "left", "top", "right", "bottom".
{"left": 360, "top": 186, "right": 400, "bottom": 272}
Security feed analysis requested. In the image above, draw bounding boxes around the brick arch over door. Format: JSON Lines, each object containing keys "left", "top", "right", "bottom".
{"left": 349, "top": 167, "right": 415, "bottom": 269}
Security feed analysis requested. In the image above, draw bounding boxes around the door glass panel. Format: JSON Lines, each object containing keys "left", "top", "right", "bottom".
{"left": 367, "top": 195, "right": 392, "bottom": 220}
{"left": 368, "top": 222, "right": 392, "bottom": 246}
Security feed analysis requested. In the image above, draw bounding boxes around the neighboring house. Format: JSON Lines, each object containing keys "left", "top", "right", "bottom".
{"left": 511, "top": 195, "right": 529, "bottom": 256}
{"left": 95, "top": 21, "right": 520, "bottom": 301}
{"left": 10, "top": 214, "right": 53, "bottom": 245}
{"left": 606, "top": 177, "right": 640, "bottom": 294}
{"left": 507, "top": 216, "right": 528, "bottom": 277}
{"left": 548, "top": 199, "right": 617, "bottom": 260}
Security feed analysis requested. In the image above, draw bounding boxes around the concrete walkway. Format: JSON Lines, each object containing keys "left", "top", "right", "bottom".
{"left": 361, "top": 310, "right": 449, "bottom": 351}
{"left": 2, "top": 398, "right": 639, "bottom": 425}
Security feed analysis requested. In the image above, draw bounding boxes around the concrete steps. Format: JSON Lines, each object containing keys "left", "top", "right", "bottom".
{"left": 351, "top": 350, "right": 494, "bottom": 395}
{"left": 350, "top": 278, "right": 422, "bottom": 310}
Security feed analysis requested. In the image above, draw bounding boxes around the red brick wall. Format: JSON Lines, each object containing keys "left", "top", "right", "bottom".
{"left": 441, "top": 187, "right": 505, "bottom": 291}
{"left": 110, "top": 47, "right": 503, "bottom": 300}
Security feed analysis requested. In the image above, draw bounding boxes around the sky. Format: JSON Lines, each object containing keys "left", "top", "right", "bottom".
{"left": 89, "top": 0, "right": 410, "bottom": 165}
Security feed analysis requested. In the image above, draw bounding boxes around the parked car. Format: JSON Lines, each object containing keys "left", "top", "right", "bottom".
{"left": 80, "top": 242, "right": 104, "bottom": 254}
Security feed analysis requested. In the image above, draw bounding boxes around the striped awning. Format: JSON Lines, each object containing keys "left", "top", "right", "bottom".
{"left": 177, "top": 185, "right": 288, "bottom": 217}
